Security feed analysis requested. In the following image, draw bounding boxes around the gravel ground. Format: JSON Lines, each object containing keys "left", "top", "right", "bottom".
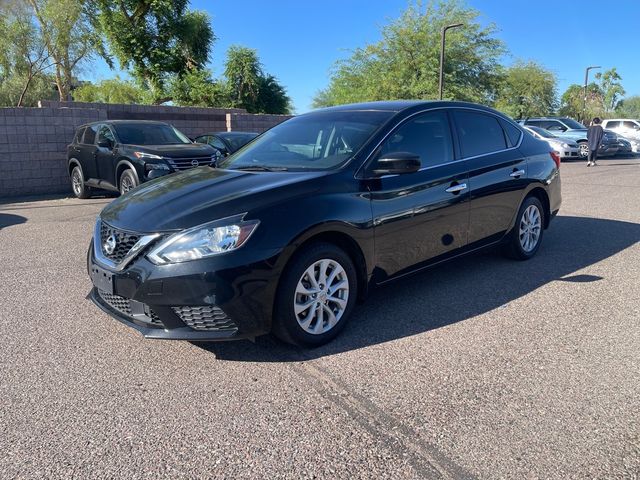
{"left": 1, "top": 157, "right": 638, "bottom": 479}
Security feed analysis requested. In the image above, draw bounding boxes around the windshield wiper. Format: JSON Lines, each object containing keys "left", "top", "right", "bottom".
{"left": 233, "top": 165, "right": 288, "bottom": 172}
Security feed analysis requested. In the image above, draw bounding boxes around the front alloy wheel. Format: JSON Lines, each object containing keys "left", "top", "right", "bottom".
{"left": 578, "top": 142, "right": 589, "bottom": 158}
{"left": 119, "top": 170, "right": 138, "bottom": 195}
{"left": 294, "top": 259, "right": 350, "bottom": 335}
{"left": 274, "top": 242, "right": 357, "bottom": 346}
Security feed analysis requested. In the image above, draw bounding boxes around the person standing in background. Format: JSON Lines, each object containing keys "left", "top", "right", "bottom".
{"left": 587, "top": 117, "right": 604, "bottom": 167}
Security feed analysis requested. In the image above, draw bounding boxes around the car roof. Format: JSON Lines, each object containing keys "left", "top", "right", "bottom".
{"left": 78, "top": 120, "right": 171, "bottom": 128}
{"left": 310, "top": 100, "right": 505, "bottom": 115}
{"left": 197, "top": 131, "right": 258, "bottom": 137}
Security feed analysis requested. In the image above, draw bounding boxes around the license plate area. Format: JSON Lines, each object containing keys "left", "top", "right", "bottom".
{"left": 91, "top": 263, "right": 114, "bottom": 294}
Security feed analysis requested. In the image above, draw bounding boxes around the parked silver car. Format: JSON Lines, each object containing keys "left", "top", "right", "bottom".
{"left": 523, "top": 125, "right": 580, "bottom": 159}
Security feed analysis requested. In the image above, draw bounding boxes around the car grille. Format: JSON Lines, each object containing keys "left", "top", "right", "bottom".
{"left": 165, "top": 156, "right": 213, "bottom": 171}
{"left": 100, "top": 222, "right": 142, "bottom": 263}
{"left": 172, "top": 305, "right": 238, "bottom": 332}
{"left": 97, "top": 289, "right": 163, "bottom": 327}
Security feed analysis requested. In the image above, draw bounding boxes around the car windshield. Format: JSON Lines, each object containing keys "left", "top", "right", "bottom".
{"left": 220, "top": 133, "right": 259, "bottom": 151}
{"left": 218, "top": 111, "right": 394, "bottom": 171}
{"left": 559, "top": 118, "right": 586, "bottom": 129}
{"left": 528, "top": 126, "right": 557, "bottom": 138}
{"left": 113, "top": 123, "right": 191, "bottom": 145}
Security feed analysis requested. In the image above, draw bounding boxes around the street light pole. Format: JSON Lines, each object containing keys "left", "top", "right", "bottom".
{"left": 583, "top": 65, "right": 601, "bottom": 122}
{"left": 438, "top": 23, "right": 463, "bottom": 101}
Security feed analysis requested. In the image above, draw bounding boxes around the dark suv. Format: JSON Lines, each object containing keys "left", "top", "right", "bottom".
{"left": 67, "top": 121, "right": 217, "bottom": 198}
{"left": 88, "top": 101, "right": 562, "bottom": 347}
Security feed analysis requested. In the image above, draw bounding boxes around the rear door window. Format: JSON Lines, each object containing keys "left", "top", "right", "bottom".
{"left": 453, "top": 110, "right": 507, "bottom": 158}
{"left": 82, "top": 125, "right": 98, "bottom": 145}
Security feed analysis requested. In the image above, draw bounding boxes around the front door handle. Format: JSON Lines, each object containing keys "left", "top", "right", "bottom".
{"left": 510, "top": 169, "right": 525, "bottom": 178}
{"left": 445, "top": 183, "right": 468, "bottom": 194}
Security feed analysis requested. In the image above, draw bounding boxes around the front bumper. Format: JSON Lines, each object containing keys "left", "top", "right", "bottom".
{"left": 87, "top": 240, "right": 284, "bottom": 341}
{"left": 558, "top": 146, "right": 580, "bottom": 159}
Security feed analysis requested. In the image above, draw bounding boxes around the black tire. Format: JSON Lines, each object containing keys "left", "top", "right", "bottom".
{"left": 70, "top": 165, "right": 91, "bottom": 199}
{"left": 272, "top": 242, "right": 358, "bottom": 347}
{"left": 502, "top": 196, "right": 545, "bottom": 261}
{"left": 119, "top": 169, "right": 138, "bottom": 195}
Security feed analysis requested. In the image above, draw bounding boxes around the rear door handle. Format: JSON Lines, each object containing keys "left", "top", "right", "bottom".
{"left": 445, "top": 183, "right": 468, "bottom": 194}
{"left": 510, "top": 169, "right": 525, "bottom": 178}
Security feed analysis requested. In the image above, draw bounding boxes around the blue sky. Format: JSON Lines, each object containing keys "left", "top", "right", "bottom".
{"left": 86, "top": 0, "right": 640, "bottom": 113}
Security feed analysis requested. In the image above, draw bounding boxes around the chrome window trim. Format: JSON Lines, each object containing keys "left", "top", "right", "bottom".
{"left": 358, "top": 106, "right": 524, "bottom": 179}
{"left": 93, "top": 219, "right": 160, "bottom": 272}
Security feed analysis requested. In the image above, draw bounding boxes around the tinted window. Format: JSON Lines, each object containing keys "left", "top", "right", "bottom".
{"left": 526, "top": 120, "right": 543, "bottom": 127}
{"left": 210, "top": 136, "right": 228, "bottom": 151}
{"left": 113, "top": 123, "right": 191, "bottom": 145}
{"left": 558, "top": 118, "right": 585, "bottom": 129}
{"left": 74, "top": 127, "right": 86, "bottom": 144}
{"left": 194, "top": 136, "right": 209, "bottom": 144}
{"left": 500, "top": 119, "right": 522, "bottom": 147}
{"left": 97, "top": 125, "right": 115, "bottom": 146}
{"left": 622, "top": 121, "right": 639, "bottom": 130}
{"left": 219, "top": 111, "right": 393, "bottom": 171}
{"left": 220, "top": 133, "right": 258, "bottom": 151}
{"left": 376, "top": 110, "right": 453, "bottom": 167}
{"left": 605, "top": 121, "right": 620, "bottom": 128}
{"left": 544, "top": 121, "right": 566, "bottom": 131}
{"left": 82, "top": 125, "right": 98, "bottom": 145}
{"left": 454, "top": 110, "right": 507, "bottom": 157}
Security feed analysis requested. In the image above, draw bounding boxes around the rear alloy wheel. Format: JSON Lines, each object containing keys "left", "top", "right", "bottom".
{"left": 578, "top": 141, "right": 589, "bottom": 158}
{"left": 119, "top": 169, "right": 138, "bottom": 195}
{"left": 503, "top": 196, "right": 545, "bottom": 260}
{"left": 71, "top": 166, "right": 91, "bottom": 199}
{"left": 273, "top": 243, "right": 357, "bottom": 346}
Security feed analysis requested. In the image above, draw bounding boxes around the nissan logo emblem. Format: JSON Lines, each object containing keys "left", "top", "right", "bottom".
{"left": 104, "top": 234, "right": 117, "bottom": 255}
{"left": 191, "top": 159, "right": 199, "bottom": 167}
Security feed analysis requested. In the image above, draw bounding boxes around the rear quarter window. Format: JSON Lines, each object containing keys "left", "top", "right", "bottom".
{"left": 500, "top": 119, "right": 522, "bottom": 147}
{"left": 74, "top": 127, "right": 86, "bottom": 144}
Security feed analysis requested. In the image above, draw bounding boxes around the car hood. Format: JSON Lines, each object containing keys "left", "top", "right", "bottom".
{"left": 125, "top": 143, "right": 215, "bottom": 158}
{"left": 100, "top": 167, "right": 326, "bottom": 232}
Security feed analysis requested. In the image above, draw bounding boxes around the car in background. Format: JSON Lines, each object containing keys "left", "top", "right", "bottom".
{"left": 68, "top": 121, "right": 217, "bottom": 198}
{"left": 87, "top": 100, "right": 561, "bottom": 347}
{"left": 518, "top": 117, "right": 618, "bottom": 158}
{"left": 601, "top": 119, "right": 640, "bottom": 152}
{"left": 194, "top": 131, "right": 259, "bottom": 160}
{"left": 614, "top": 137, "right": 634, "bottom": 156}
{"left": 523, "top": 126, "right": 579, "bottom": 160}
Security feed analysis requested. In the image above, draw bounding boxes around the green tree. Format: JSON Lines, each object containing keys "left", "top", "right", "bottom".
{"left": 92, "top": 0, "right": 214, "bottom": 103}
{"left": 27, "top": 0, "right": 102, "bottom": 101}
{"left": 224, "top": 45, "right": 290, "bottom": 113}
{"left": 616, "top": 95, "right": 640, "bottom": 118}
{"left": 495, "top": 61, "right": 557, "bottom": 119}
{"left": 595, "top": 67, "right": 625, "bottom": 114}
{"left": 168, "top": 68, "right": 229, "bottom": 107}
{"left": 0, "top": 6, "right": 56, "bottom": 106}
{"left": 558, "top": 83, "right": 604, "bottom": 123}
{"left": 73, "top": 76, "right": 148, "bottom": 104}
{"left": 313, "top": 0, "right": 505, "bottom": 107}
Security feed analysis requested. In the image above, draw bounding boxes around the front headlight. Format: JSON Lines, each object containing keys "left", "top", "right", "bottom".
{"left": 561, "top": 143, "right": 570, "bottom": 148}
{"left": 147, "top": 214, "right": 259, "bottom": 264}
{"left": 134, "top": 151, "right": 163, "bottom": 160}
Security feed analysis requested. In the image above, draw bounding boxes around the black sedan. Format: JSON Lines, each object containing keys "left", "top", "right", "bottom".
{"left": 88, "top": 100, "right": 561, "bottom": 346}
{"left": 194, "top": 131, "right": 258, "bottom": 159}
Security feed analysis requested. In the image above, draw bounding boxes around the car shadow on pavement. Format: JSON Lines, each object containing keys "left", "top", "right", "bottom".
{"left": 196, "top": 215, "right": 640, "bottom": 362}
{"left": 0, "top": 213, "right": 27, "bottom": 230}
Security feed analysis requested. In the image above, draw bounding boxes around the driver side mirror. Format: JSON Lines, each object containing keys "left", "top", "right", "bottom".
{"left": 97, "top": 139, "right": 112, "bottom": 149}
{"left": 372, "top": 152, "right": 421, "bottom": 176}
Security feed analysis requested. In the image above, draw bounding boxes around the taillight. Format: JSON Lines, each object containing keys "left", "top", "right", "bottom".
{"left": 550, "top": 151, "right": 561, "bottom": 169}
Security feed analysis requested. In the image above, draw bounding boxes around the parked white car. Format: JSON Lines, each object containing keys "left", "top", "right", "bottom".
{"left": 600, "top": 119, "right": 640, "bottom": 152}
{"left": 523, "top": 125, "right": 580, "bottom": 159}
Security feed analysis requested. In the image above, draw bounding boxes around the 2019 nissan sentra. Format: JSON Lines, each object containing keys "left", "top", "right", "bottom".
{"left": 88, "top": 101, "right": 561, "bottom": 346}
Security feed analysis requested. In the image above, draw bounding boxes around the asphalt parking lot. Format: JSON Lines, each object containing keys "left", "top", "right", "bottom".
{"left": 1, "top": 157, "right": 639, "bottom": 479}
